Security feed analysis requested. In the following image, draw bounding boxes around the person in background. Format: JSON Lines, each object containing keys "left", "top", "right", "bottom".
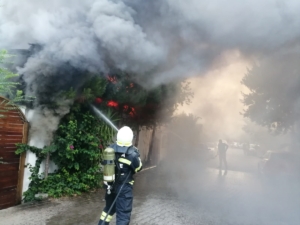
{"left": 218, "top": 139, "right": 228, "bottom": 175}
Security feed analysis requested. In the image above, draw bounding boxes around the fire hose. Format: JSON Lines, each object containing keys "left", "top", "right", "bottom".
{"left": 100, "top": 165, "right": 157, "bottom": 224}
{"left": 100, "top": 171, "right": 132, "bottom": 225}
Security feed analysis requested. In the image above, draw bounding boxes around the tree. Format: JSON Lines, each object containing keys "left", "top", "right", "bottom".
{"left": 95, "top": 73, "right": 193, "bottom": 156}
{"left": 98, "top": 72, "right": 193, "bottom": 129}
{"left": 241, "top": 52, "right": 300, "bottom": 134}
{"left": 16, "top": 103, "right": 118, "bottom": 202}
{"left": 0, "top": 50, "right": 26, "bottom": 116}
{"left": 68, "top": 72, "right": 193, "bottom": 165}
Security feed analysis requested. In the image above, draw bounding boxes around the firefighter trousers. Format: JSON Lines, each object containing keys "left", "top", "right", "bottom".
{"left": 219, "top": 154, "right": 227, "bottom": 172}
{"left": 98, "top": 183, "right": 133, "bottom": 225}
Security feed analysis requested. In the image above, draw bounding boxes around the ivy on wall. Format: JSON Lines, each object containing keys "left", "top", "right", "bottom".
{"left": 16, "top": 104, "right": 118, "bottom": 202}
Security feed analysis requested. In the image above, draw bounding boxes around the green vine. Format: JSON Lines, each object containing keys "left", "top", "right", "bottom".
{"left": 16, "top": 104, "right": 118, "bottom": 202}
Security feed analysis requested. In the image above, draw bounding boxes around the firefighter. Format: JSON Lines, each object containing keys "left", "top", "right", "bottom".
{"left": 98, "top": 126, "right": 143, "bottom": 225}
{"left": 218, "top": 139, "right": 228, "bottom": 175}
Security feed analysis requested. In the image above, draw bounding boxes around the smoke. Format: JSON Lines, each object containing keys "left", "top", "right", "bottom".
{"left": 1, "top": 1, "right": 300, "bottom": 145}
{"left": 0, "top": 0, "right": 164, "bottom": 76}
{"left": 1, "top": 1, "right": 300, "bottom": 222}
{"left": 26, "top": 100, "right": 72, "bottom": 146}
{"left": 1, "top": 0, "right": 300, "bottom": 82}
{"left": 176, "top": 50, "right": 251, "bottom": 142}
{"left": 125, "top": 0, "right": 300, "bottom": 81}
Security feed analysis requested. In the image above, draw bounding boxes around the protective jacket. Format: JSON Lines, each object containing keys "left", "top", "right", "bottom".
{"left": 99, "top": 144, "right": 142, "bottom": 225}
{"left": 111, "top": 143, "right": 143, "bottom": 185}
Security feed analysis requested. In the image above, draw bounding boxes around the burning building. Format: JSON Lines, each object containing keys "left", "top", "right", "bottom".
{"left": 1, "top": 0, "right": 300, "bottom": 212}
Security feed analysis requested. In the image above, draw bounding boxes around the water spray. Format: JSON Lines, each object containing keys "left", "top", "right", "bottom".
{"left": 90, "top": 104, "right": 119, "bottom": 132}
{"left": 91, "top": 104, "right": 158, "bottom": 224}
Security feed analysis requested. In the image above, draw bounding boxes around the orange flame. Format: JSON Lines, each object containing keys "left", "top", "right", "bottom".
{"left": 107, "top": 100, "right": 118, "bottom": 107}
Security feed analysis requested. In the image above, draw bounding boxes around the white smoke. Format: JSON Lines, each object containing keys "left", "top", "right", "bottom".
{"left": 25, "top": 99, "right": 73, "bottom": 147}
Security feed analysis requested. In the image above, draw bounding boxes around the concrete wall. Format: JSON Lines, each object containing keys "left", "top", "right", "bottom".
{"left": 136, "top": 126, "right": 153, "bottom": 163}
{"left": 136, "top": 126, "right": 165, "bottom": 165}
{"left": 22, "top": 109, "right": 58, "bottom": 194}
{"left": 19, "top": 107, "right": 36, "bottom": 194}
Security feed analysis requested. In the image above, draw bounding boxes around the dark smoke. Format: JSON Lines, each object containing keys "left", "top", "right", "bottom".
{"left": 0, "top": 0, "right": 300, "bottom": 148}
{"left": 1, "top": 0, "right": 300, "bottom": 87}
{"left": 1, "top": 2, "right": 300, "bottom": 223}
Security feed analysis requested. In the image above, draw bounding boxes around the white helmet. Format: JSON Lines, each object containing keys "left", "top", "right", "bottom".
{"left": 117, "top": 126, "right": 133, "bottom": 147}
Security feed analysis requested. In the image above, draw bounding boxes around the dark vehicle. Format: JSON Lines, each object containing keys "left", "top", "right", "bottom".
{"left": 258, "top": 151, "right": 300, "bottom": 179}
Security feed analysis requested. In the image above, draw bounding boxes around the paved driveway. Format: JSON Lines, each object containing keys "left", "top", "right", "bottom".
{"left": 1, "top": 148, "right": 299, "bottom": 225}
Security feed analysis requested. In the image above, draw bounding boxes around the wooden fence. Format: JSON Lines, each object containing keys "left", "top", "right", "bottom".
{"left": 0, "top": 97, "right": 28, "bottom": 209}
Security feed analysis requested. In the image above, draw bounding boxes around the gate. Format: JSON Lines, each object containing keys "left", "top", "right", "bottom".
{"left": 0, "top": 97, "right": 28, "bottom": 209}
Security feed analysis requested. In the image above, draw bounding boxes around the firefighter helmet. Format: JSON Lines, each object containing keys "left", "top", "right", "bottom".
{"left": 117, "top": 126, "right": 134, "bottom": 147}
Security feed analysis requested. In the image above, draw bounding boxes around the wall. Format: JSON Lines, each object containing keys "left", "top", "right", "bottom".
{"left": 18, "top": 107, "right": 35, "bottom": 194}
{"left": 136, "top": 126, "right": 152, "bottom": 163}
{"left": 21, "top": 120, "right": 164, "bottom": 194}
{"left": 22, "top": 109, "right": 58, "bottom": 194}
{"left": 136, "top": 126, "right": 165, "bottom": 165}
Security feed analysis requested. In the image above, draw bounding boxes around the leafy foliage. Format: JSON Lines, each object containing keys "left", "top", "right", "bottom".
{"left": 16, "top": 104, "right": 118, "bottom": 202}
{"left": 98, "top": 73, "right": 194, "bottom": 129}
{"left": 77, "top": 76, "right": 108, "bottom": 103}
{"left": 75, "top": 73, "right": 193, "bottom": 134}
{"left": 242, "top": 52, "right": 300, "bottom": 133}
{"left": 0, "top": 50, "right": 28, "bottom": 116}
{"left": 14, "top": 67, "right": 193, "bottom": 202}
{"left": 0, "top": 50, "right": 20, "bottom": 96}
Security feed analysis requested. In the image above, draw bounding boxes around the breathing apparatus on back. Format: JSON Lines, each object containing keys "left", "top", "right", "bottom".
{"left": 103, "top": 147, "right": 115, "bottom": 182}
{"left": 102, "top": 126, "right": 134, "bottom": 193}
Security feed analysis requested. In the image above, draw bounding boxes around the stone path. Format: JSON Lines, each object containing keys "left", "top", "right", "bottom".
{"left": 1, "top": 150, "right": 300, "bottom": 225}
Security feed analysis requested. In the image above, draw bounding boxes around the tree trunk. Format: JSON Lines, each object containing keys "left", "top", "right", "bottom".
{"left": 147, "top": 125, "right": 156, "bottom": 166}
{"left": 44, "top": 152, "right": 50, "bottom": 179}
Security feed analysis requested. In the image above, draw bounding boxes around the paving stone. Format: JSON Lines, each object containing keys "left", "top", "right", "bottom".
{"left": 1, "top": 153, "right": 300, "bottom": 225}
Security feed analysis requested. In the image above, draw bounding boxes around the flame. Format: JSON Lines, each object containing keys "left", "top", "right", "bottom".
{"left": 95, "top": 97, "right": 103, "bottom": 104}
{"left": 129, "top": 107, "right": 136, "bottom": 117}
{"left": 123, "top": 105, "right": 129, "bottom": 111}
{"left": 126, "top": 83, "right": 134, "bottom": 89}
{"left": 107, "top": 76, "right": 117, "bottom": 84}
{"left": 107, "top": 100, "right": 118, "bottom": 107}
